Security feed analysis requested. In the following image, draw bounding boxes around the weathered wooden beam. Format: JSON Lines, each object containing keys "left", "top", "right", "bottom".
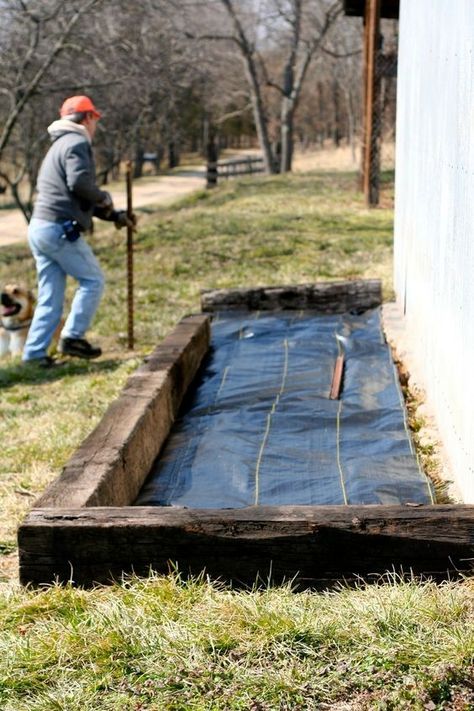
{"left": 18, "top": 505, "right": 474, "bottom": 587}
{"left": 201, "top": 279, "right": 382, "bottom": 313}
{"left": 35, "top": 314, "right": 210, "bottom": 510}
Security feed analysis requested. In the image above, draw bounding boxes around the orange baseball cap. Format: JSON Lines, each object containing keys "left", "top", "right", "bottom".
{"left": 60, "top": 95, "right": 101, "bottom": 119}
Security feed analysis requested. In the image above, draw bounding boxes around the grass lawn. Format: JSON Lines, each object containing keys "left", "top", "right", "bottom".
{"left": 1, "top": 168, "right": 472, "bottom": 710}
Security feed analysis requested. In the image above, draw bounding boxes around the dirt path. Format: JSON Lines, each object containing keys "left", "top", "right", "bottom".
{"left": 0, "top": 169, "right": 206, "bottom": 248}
{"left": 0, "top": 147, "right": 367, "bottom": 249}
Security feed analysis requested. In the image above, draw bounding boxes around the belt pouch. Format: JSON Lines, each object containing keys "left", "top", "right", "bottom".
{"left": 61, "top": 219, "right": 81, "bottom": 242}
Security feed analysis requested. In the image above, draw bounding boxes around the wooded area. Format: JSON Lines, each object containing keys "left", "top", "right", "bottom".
{"left": 0, "top": 0, "right": 398, "bottom": 219}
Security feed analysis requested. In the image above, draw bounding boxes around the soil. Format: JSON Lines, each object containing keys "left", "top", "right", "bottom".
{"left": 382, "top": 302, "right": 459, "bottom": 502}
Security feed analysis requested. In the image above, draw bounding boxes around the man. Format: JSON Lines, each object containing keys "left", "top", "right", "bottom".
{"left": 22, "top": 95, "right": 134, "bottom": 367}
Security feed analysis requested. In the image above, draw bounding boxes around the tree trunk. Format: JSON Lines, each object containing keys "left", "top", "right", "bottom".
{"left": 168, "top": 140, "right": 180, "bottom": 169}
{"left": 246, "top": 71, "right": 276, "bottom": 174}
{"left": 134, "top": 145, "right": 144, "bottom": 179}
{"left": 344, "top": 86, "right": 357, "bottom": 165}
{"left": 206, "top": 128, "right": 218, "bottom": 188}
{"left": 280, "top": 98, "right": 295, "bottom": 173}
{"left": 112, "top": 163, "right": 121, "bottom": 181}
{"left": 332, "top": 79, "right": 342, "bottom": 147}
{"left": 219, "top": 0, "right": 276, "bottom": 173}
{"left": 202, "top": 114, "right": 210, "bottom": 159}
{"left": 155, "top": 145, "right": 164, "bottom": 174}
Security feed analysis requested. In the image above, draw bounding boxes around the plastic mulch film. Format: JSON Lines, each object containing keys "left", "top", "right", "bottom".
{"left": 135, "top": 308, "right": 435, "bottom": 508}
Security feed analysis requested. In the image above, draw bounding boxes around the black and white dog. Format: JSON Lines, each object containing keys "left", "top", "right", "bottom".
{"left": 0, "top": 284, "right": 35, "bottom": 357}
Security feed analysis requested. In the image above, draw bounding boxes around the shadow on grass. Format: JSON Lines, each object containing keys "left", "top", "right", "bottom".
{"left": 0, "top": 356, "right": 127, "bottom": 390}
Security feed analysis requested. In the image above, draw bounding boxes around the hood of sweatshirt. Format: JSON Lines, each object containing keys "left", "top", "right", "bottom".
{"left": 47, "top": 119, "right": 91, "bottom": 144}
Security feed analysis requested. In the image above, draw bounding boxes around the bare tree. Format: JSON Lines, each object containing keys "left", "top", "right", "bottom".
{"left": 0, "top": 0, "right": 212, "bottom": 218}
{"left": 0, "top": 0, "right": 371, "bottom": 223}
{"left": 0, "top": 0, "right": 109, "bottom": 218}
{"left": 179, "top": 0, "right": 342, "bottom": 173}
{"left": 269, "top": 0, "right": 342, "bottom": 171}
{"left": 314, "top": 16, "right": 363, "bottom": 160}
{"left": 0, "top": 0, "right": 105, "bottom": 162}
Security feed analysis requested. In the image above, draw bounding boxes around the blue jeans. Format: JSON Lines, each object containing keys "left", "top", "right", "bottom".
{"left": 23, "top": 218, "right": 105, "bottom": 361}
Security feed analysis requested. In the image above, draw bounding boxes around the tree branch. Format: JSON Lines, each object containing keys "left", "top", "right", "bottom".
{"left": 34, "top": 79, "right": 126, "bottom": 94}
{"left": 321, "top": 46, "right": 362, "bottom": 59}
{"left": 184, "top": 30, "right": 236, "bottom": 43}
{"left": 256, "top": 51, "right": 284, "bottom": 96}
{"left": 215, "top": 102, "right": 252, "bottom": 125}
{"left": 0, "top": 0, "right": 105, "bottom": 161}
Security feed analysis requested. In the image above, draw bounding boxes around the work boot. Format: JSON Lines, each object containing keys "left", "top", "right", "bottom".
{"left": 24, "top": 356, "right": 64, "bottom": 369}
{"left": 59, "top": 337, "right": 102, "bottom": 359}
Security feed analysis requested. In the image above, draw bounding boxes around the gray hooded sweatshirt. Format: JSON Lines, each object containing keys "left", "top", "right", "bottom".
{"left": 33, "top": 119, "right": 109, "bottom": 231}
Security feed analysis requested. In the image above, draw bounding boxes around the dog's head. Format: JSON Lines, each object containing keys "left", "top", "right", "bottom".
{"left": 1, "top": 284, "right": 35, "bottom": 327}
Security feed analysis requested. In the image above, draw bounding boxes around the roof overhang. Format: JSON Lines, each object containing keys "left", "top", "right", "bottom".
{"left": 343, "top": 0, "right": 399, "bottom": 19}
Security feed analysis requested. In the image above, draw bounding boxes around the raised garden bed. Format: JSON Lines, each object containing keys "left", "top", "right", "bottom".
{"left": 18, "top": 280, "right": 474, "bottom": 587}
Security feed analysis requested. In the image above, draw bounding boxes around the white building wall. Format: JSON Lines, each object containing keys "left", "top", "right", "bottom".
{"left": 394, "top": 0, "right": 474, "bottom": 501}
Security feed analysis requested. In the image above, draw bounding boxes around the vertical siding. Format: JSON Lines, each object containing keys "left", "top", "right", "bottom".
{"left": 394, "top": 0, "right": 474, "bottom": 501}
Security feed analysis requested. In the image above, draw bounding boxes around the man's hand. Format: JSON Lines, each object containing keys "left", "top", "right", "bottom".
{"left": 114, "top": 210, "right": 137, "bottom": 231}
{"left": 97, "top": 191, "right": 114, "bottom": 217}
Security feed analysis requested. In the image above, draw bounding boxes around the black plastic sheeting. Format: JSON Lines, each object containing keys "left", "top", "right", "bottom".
{"left": 136, "top": 309, "right": 434, "bottom": 508}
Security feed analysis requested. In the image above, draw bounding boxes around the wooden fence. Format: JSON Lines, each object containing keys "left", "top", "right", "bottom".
{"left": 207, "top": 155, "right": 264, "bottom": 187}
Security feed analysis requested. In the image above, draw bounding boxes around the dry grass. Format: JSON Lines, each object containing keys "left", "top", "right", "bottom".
{"left": 1, "top": 165, "right": 473, "bottom": 709}
{"left": 0, "top": 574, "right": 473, "bottom": 709}
{"left": 293, "top": 141, "right": 395, "bottom": 173}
